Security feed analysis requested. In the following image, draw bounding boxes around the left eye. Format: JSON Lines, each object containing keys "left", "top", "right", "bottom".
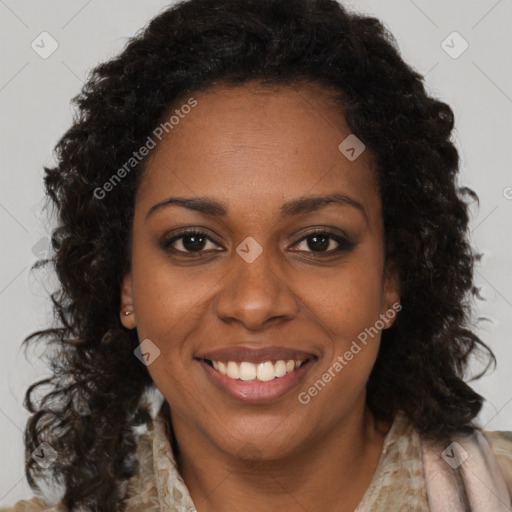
{"left": 292, "top": 231, "right": 348, "bottom": 254}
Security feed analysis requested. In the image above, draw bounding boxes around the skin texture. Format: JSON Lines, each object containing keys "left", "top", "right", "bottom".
{"left": 120, "top": 81, "right": 400, "bottom": 512}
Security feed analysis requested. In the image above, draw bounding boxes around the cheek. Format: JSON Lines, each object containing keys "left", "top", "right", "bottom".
{"left": 296, "top": 265, "right": 384, "bottom": 420}
{"left": 130, "top": 241, "right": 216, "bottom": 342}
{"left": 295, "top": 249, "right": 385, "bottom": 407}
{"left": 301, "top": 257, "right": 384, "bottom": 342}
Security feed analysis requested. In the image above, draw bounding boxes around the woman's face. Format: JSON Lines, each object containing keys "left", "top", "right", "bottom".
{"left": 121, "top": 81, "right": 400, "bottom": 461}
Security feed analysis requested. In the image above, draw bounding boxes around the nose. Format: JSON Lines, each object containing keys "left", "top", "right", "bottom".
{"left": 214, "top": 244, "right": 299, "bottom": 330}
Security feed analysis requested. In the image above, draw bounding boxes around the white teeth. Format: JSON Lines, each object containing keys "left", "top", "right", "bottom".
{"left": 274, "top": 360, "right": 287, "bottom": 378}
{"left": 239, "top": 361, "right": 257, "bottom": 381}
{"left": 226, "top": 361, "right": 240, "bottom": 379}
{"left": 209, "top": 358, "right": 307, "bottom": 382}
{"left": 257, "top": 361, "right": 275, "bottom": 381}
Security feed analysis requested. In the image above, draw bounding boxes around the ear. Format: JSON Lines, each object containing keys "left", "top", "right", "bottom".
{"left": 120, "top": 272, "right": 136, "bottom": 329}
{"left": 380, "top": 260, "right": 401, "bottom": 329}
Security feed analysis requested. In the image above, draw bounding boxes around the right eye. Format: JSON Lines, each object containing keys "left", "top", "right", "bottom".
{"left": 161, "top": 229, "right": 223, "bottom": 254}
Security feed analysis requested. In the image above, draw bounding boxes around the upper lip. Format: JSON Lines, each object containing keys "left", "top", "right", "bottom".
{"left": 196, "top": 345, "right": 317, "bottom": 364}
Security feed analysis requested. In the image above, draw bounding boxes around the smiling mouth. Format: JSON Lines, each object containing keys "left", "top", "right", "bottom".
{"left": 200, "top": 358, "right": 312, "bottom": 382}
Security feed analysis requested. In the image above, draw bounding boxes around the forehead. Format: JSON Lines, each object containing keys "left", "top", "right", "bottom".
{"left": 136, "top": 81, "right": 381, "bottom": 227}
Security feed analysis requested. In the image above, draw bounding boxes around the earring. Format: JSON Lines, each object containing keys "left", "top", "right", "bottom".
{"left": 124, "top": 310, "right": 133, "bottom": 316}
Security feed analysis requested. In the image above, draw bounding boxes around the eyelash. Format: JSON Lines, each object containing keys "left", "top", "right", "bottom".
{"left": 161, "top": 228, "right": 355, "bottom": 257}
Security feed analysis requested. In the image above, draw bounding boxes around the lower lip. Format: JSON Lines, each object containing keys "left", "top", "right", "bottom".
{"left": 197, "top": 358, "right": 316, "bottom": 403}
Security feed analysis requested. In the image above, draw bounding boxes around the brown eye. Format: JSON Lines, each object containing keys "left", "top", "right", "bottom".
{"left": 161, "top": 230, "right": 219, "bottom": 253}
{"left": 293, "top": 230, "right": 355, "bottom": 255}
{"left": 304, "top": 233, "right": 332, "bottom": 252}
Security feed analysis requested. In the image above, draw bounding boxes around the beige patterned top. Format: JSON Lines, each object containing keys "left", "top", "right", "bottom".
{"left": 2, "top": 408, "right": 511, "bottom": 512}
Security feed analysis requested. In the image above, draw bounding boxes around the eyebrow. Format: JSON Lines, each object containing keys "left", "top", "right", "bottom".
{"left": 145, "top": 192, "right": 368, "bottom": 223}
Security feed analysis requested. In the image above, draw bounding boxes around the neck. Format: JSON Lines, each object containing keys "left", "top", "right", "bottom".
{"left": 169, "top": 399, "right": 391, "bottom": 512}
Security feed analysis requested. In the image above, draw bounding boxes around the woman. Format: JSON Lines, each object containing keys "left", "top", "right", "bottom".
{"left": 2, "top": 0, "right": 511, "bottom": 511}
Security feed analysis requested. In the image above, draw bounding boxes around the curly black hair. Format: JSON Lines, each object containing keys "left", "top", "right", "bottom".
{"left": 20, "top": 0, "right": 495, "bottom": 510}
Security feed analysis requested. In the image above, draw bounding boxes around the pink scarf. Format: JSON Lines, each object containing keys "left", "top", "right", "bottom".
{"left": 422, "top": 429, "right": 511, "bottom": 511}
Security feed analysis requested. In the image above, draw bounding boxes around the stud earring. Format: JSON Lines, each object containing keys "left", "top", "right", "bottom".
{"left": 124, "top": 310, "right": 133, "bottom": 316}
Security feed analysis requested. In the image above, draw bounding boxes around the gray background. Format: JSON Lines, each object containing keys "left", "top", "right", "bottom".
{"left": 1, "top": 0, "right": 511, "bottom": 504}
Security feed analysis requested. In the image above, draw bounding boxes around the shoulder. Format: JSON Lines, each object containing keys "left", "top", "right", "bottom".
{"left": 482, "top": 429, "right": 512, "bottom": 496}
{"left": 0, "top": 497, "right": 67, "bottom": 512}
